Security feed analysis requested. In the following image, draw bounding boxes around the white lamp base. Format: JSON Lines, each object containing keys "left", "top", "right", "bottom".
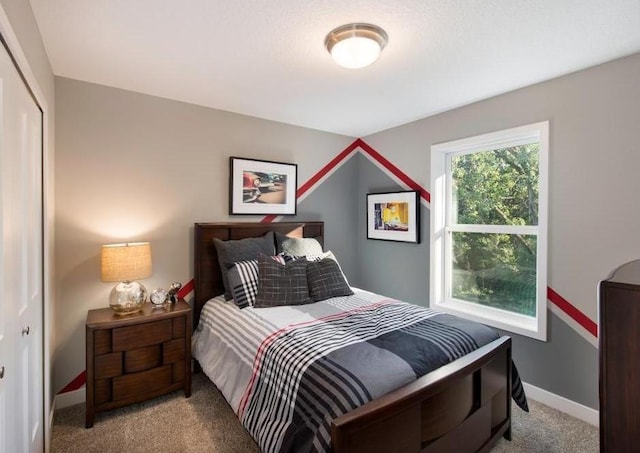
{"left": 109, "top": 280, "right": 147, "bottom": 314}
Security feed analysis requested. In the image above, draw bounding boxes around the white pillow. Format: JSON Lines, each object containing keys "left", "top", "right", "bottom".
{"left": 279, "top": 235, "right": 323, "bottom": 257}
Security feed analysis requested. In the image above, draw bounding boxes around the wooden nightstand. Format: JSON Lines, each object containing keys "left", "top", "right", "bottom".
{"left": 85, "top": 300, "right": 192, "bottom": 428}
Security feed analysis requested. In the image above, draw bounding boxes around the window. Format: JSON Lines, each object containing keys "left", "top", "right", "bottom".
{"left": 430, "top": 122, "right": 548, "bottom": 340}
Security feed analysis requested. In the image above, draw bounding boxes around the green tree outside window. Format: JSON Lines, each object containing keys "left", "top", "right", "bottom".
{"left": 450, "top": 144, "right": 539, "bottom": 316}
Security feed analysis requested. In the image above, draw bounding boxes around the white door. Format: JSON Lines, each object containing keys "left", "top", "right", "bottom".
{"left": 0, "top": 36, "right": 44, "bottom": 453}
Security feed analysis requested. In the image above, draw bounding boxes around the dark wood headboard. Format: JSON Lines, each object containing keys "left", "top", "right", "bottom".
{"left": 193, "top": 221, "right": 324, "bottom": 328}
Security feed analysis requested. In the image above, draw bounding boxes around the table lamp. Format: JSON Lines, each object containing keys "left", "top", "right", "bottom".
{"left": 101, "top": 242, "right": 152, "bottom": 314}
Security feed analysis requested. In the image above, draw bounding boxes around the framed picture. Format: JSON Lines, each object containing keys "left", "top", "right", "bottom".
{"left": 229, "top": 157, "right": 297, "bottom": 215}
{"left": 367, "top": 191, "right": 420, "bottom": 243}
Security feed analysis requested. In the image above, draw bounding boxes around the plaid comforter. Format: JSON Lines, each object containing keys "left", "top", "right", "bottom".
{"left": 192, "top": 289, "right": 527, "bottom": 453}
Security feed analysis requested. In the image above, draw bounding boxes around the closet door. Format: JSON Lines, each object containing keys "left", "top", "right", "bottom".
{"left": 0, "top": 37, "right": 44, "bottom": 453}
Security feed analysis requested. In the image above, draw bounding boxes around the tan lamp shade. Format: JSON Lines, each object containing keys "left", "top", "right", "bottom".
{"left": 101, "top": 242, "right": 152, "bottom": 282}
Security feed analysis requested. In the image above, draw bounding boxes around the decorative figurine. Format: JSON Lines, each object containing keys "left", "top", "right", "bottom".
{"left": 167, "top": 281, "right": 182, "bottom": 303}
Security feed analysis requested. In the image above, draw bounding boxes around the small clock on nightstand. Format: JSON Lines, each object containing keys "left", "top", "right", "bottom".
{"left": 150, "top": 288, "right": 168, "bottom": 306}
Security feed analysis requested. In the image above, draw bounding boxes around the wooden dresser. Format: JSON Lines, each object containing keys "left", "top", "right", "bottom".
{"left": 600, "top": 260, "right": 640, "bottom": 452}
{"left": 85, "top": 300, "right": 192, "bottom": 428}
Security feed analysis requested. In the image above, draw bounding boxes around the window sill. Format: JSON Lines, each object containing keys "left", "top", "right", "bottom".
{"left": 433, "top": 297, "right": 547, "bottom": 341}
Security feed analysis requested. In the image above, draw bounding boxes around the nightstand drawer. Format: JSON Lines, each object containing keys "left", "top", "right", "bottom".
{"left": 172, "top": 361, "right": 185, "bottom": 382}
{"left": 124, "top": 345, "right": 161, "bottom": 373}
{"left": 112, "top": 365, "right": 172, "bottom": 401}
{"left": 95, "top": 352, "right": 122, "bottom": 379}
{"left": 94, "top": 330, "right": 112, "bottom": 355}
{"left": 172, "top": 317, "right": 185, "bottom": 339}
{"left": 95, "top": 379, "right": 112, "bottom": 405}
{"left": 112, "top": 319, "right": 171, "bottom": 352}
{"left": 163, "top": 339, "right": 185, "bottom": 364}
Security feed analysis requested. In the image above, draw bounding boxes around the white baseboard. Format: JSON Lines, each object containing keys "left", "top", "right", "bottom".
{"left": 54, "top": 387, "right": 85, "bottom": 410}
{"left": 523, "top": 382, "right": 599, "bottom": 427}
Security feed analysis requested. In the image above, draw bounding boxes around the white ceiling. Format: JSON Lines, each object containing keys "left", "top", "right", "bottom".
{"left": 30, "top": 0, "right": 640, "bottom": 137}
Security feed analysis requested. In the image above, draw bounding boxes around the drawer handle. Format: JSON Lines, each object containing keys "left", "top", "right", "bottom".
{"left": 22, "top": 326, "right": 30, "bottom": 336}
{"left": 0, "top": 366, "right": 4, "bottom": 379}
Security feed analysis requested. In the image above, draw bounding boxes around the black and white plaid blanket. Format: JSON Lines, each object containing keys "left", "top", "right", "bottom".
{"left": 193, "top": 290, "right": 528, "bottom": 453}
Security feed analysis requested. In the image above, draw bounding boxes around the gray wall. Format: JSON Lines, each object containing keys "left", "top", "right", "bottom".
{"left": 499, "top": 314, "right": 599, "bottom": 408}
{"left": 354, "top": 154, "right": 430, "bottom": 306}
{"left": 360, "top": 52, "right": 640, "bottom": 409}
{"left": 54, "top": 76, "right": 354, "bottom": 393}
{"left": 284, "top": 154, "right": 359, "bottom": 282}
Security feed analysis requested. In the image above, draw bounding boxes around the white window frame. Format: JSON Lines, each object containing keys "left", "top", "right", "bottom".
{"left": 430, "top": 121, "right": 549, "bottom": 341}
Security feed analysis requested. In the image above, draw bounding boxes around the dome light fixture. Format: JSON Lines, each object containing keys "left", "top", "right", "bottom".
{"left": 325, "top": 23, "right": 388, "bottom": 69}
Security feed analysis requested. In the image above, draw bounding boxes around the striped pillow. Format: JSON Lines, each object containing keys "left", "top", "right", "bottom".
{"left": 226, "top": 255, "right": 289, "bottom": 308}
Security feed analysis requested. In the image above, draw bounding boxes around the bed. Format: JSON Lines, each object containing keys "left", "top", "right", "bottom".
{"left": 192, "top": 221, "right": 525, "bottom": 453}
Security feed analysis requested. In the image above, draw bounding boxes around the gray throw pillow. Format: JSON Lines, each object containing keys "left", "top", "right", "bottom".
{"left": 254, "top": 254, "right": 311, "bottom": 308}
{"left": 285, "top": 250, "right": 350, "bottom": 285}
{"left": 213, "top": 231, "right": 275, "bottom": 300}
{"left": 306, "top": 258, "right": 354, "bottom": 302}
{"left": 275, "top": 231, "right": 323, "bottom": 256}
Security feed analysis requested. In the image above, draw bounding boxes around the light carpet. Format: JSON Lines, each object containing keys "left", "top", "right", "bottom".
{"left": 51, "top": 373, "right": 598, "bottom": 452}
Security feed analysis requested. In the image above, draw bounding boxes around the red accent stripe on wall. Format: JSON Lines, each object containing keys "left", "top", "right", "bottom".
{"left": 260, "top": 139, "right": 361, "bottom": 224}
{"left": 547, "top": 287, "right": 598, "bottom": 338}
{"left": 297, "top": 140, "right": 361, "bottom": 199}
{"left": 57, "top": 370, "right": 86, "bottom": 394}
{"left": 356, "top": 138, "right": 431, "bottom": 203}
{"left": 177, "top": 278, "right": 194, "bottom": 299}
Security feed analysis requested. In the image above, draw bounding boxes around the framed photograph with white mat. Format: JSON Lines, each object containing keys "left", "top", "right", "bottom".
{"left": 367, "top": 190, "right": 420, "bottom": 243}
{"left": 229, "top": 157, "right": 297, "bottom": 215}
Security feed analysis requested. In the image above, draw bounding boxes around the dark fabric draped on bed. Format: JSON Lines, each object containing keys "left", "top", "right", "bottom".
{"left": 238, "top": 300, "right": 528, "bottom": 453}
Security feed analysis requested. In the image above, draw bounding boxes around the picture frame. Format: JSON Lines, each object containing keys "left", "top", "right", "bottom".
{"left": 366, "top": 191, "right": 420, "bottom": 243}
{"left": 229, "top": 157, "right": 297, "bottom": 215}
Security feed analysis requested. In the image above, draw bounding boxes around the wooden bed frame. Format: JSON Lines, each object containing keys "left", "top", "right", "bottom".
{"left": 193, "top": 221, "right": 512, "bottom": 453}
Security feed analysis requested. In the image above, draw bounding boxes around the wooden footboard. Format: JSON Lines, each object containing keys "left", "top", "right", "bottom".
{"left": 331, "top": 336, "right": 512, "bottom": 453}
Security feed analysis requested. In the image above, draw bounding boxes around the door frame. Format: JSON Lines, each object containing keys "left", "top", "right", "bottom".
{"left": 0, "top": 4, "right": 53, "bottom": 452}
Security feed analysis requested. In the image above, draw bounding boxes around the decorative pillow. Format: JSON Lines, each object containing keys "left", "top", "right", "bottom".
{"left": 275, "top": 232, "right": 323, "bottom": 257}
{"left": 213, "top": 231, "right": 275, "bottom": 300}
{"left": 285, "top": 250, "right": 350, "bottom": 285}
{"left": 282, "top": 250, "right": 333, "bottom": 262}
{"left": 226, "top": 255, "right": 288, "bottom": 308}
{"left": 304, "top": 250, "right": 336, "bottom": 262}
{"left": 306, "top": 258, "right": 354, "bottom": 302}
{"left": 254, "top": 254, "right": 311, "bottom": 308}
{"left": 226, "top": 260, "right": 259, "bottom": 309}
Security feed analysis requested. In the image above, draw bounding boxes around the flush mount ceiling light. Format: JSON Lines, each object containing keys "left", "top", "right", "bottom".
{"left": 325, "top": 23, "right": 388, "bottom": 69}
